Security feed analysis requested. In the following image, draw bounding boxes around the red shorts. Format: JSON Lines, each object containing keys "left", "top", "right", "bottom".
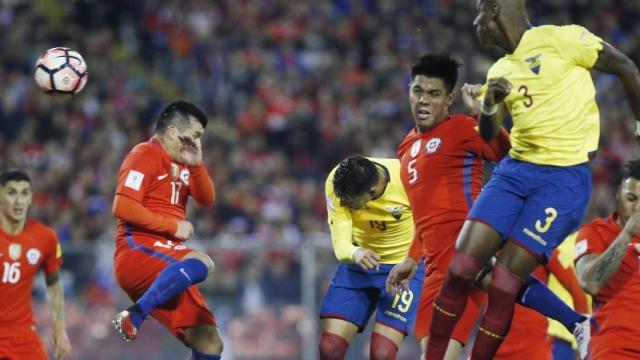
{"left": 414, "top": 269, "right": 486, "bottom": 344}
{"left": 114, "top": 236, "right": 216, "bottom": 344}
{"left": 0, "top": 327, "right": 47, "bottom": 360}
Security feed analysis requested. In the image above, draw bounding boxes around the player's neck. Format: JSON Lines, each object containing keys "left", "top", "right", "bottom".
{"left": 0, "top": 216, "right": 25, "bottom": 236}
{"left": 500, "top": 20, "right": 530, "bottom": 53}
{"left": 152, "top": 135, "right": 175, "bottom": 160}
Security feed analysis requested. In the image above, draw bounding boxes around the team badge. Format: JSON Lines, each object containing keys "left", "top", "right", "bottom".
{"left": 26, "top": 248, "right": 41, "bottom": 265}
{"left": 8, "top": 244, "right": 21, "bottom": 261}
{"left": 385, "top": 205, "right": 404, "bottom": 221}
{"left": 525, "top": 53, "right": 542, "bottom": 75}
{"left": 180, "top": 168, "right": 190, "bottom": 185}
{"left": 425, "top": 137, "right": 442, "bottom": 154}
{"left": 410, "top": 140, "right": 422, "bottom": 157}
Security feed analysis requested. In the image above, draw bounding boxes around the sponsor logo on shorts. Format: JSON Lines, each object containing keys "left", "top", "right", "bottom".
{"left": 523, "top": 227, "right": 547, "bottom": 246}
{"left": 384, "top": 310, "right": 407, "bottom": 323}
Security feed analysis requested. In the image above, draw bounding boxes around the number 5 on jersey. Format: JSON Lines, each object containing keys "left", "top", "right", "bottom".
{"left": 407, "top": 159, "right": 418, "bottom": 184}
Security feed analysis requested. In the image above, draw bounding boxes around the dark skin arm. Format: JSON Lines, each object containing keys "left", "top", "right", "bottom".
{"left": 592, "top": 42, "right": 640, "bottom": 140}
{"left": 478, "top": 78, "right": 511, "bottom": 141}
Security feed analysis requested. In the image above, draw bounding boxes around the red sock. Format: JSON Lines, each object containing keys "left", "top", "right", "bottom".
{"left": 471, "top": 263, "right": 525, "bottom": 360}
{"left": 370, "top": 332, "right": 399, "bottom": 360}
{"left": 426, "top": 252, "right": 481, "bottom": 360}
{"left": 319, "top": 332, "right": 349, "bottom": 360}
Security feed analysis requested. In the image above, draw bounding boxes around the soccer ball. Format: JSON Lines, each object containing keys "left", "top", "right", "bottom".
{"left": 34, "top": 47, "right": 88, "bottom": 95}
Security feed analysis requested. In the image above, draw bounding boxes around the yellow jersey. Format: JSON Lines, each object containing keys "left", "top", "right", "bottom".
{"left": 325, "top": 158, "right": 414, "bottom": 264}
{"left": 483, "top": 25, "right": 603, "bottom": 166}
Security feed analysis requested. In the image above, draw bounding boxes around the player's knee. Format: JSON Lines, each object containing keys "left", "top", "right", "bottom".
{"left": 448, "top": 252, "right": 482, "bottom": 287}
{"left": 319, "top": 332, "right": 348, "bottom": 360}
{"left": 487, "top": 263, "right": 524, "bottom": 307}
{"left": 185, "top": 251, "right": 215, "bottom": 276}
{"left": 370, "top": 333, "right": 398, "bottom": 360}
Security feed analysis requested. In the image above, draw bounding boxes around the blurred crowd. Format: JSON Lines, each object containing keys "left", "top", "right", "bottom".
{"left": 1, "top": 0, "right": 640, "bottom": 359}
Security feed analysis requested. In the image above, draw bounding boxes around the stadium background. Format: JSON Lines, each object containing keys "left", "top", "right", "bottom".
{"left": 1, "top": 0, "right": 639, "bottom": 359}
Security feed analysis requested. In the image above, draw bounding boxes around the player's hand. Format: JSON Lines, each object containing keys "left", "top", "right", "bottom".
{"left": 484, "top": 77, "right": 512, "bottom": 106}
{"left": 174, "top": 220, "right": 194, "bottom": 240}
{"left": 352, "top": 247, "right": 381, "bottom": 271}
{"left": 179, "top": 135, "right": 202, "bottom": 166}
{"left": 52, "top": 327, "right": 71, "bottom": 359}
{"left": 623, "top": 210, "right": 640, "bottom": 237}
{"left": 385, "top": 258, "right": 418, "bottom": 296}
{"left": 461, "top": 83, "right": 483, "bottom": 116}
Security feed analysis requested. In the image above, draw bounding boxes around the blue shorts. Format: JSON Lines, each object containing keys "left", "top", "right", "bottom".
{"left": 468, "top": 156, "right": 591, "bottom": 262}
{"left": 319, "top": 261, "right": 424, "bottom": 335}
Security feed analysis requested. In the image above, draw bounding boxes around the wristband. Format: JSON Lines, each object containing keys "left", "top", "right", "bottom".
{"left": 481, "top": 102, "right": 498, "bottom": 116}
{"left": 635, "top": 120, "right": 640, "bottom": 136}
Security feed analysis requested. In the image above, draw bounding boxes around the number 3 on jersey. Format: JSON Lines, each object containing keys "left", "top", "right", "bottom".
{"left": 407, "top": 159, "right": 418, "bottom": 184}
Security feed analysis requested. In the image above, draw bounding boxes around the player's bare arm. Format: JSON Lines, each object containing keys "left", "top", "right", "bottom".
{"left": 352, "top": 247, "right": 381, "bottom": 271}
{"left": 45, "top": 271, "right": 71, "bottom": 360}
{"left": 576, "top": 210, "right": 640, "bottom": 295}
{"left": 479, "top": 77, "right": 511, "bottom": 141}
{"left": 592, "top": 42, "right": 640, "bottom": 140}
{"left": 461, "top": 83, "right": 483, "bottom": 116}
{"left": 385, "top": 258, "right": 417, "bottom": 296}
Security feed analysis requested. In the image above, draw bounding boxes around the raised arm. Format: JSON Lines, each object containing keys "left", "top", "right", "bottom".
{"left": 593, "top": 42, "right": 640, "bottom": 139}
{"left": 45, "top": 271, "right": 71, "bottom": 359}
{"left": 188, "top": 163, "right": 215, "bottom": 206}
{"left": 575, "top": 211, "right": 640, "bottom": 295}
{"left": 479, "top": 78, "right": 511, "bottom": 141}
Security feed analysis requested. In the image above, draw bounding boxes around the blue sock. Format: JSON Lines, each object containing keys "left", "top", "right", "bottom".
{"left": 191, "top": 350, "right": 221, "bottom": 360}
{"left": 132, "top": 258, "right": 208, "bottom": 326}
{"left": 518, "top": 275, "right": 586, "bottom": 331}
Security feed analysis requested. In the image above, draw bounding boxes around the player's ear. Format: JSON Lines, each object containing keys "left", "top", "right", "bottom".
{"left": 447, "top": 90, "right": 456, "bottom": 106}
{"left": 166, "top": 125, "right": 179, "bottom": 140}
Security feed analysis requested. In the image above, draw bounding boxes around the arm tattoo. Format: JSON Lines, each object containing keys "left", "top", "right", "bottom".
{"left": 584, "top": 234, "right": 631, "bottom": 288}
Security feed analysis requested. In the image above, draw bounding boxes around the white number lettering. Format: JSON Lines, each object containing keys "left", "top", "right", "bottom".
{"left": 407, "top": 159, "right": 418, "bottom": 184}
{"left": 2, "top": 262, "right": 21, "bottom": 284}
{"left": 170, "top": 181, "right": 182, "bottom": 205}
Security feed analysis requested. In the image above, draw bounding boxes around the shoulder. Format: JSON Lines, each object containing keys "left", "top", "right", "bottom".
{"left": 442, "top": 115, "right": 478, "bottom": 137}
{"left": 577, "top": 217, "right": 618, "bottom": 244}
{"left": 126, "top": 141, "right": 158, "bottom": 159}
{"left": 397, "top": 129, "right": 419, "bottom": 157}
{"left": 27, "top": 220, "right": 58, "bottom": 243}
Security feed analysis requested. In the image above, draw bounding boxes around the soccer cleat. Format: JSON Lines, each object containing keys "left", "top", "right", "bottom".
{"left": 573, "top": 315, "right": 591, "bottom": 360}
{"left": 112, "top": 310, "right": 138, "bottom": 342}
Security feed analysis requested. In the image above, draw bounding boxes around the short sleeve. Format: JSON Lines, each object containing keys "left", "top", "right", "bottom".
{"left": 555, "top": 25, "right": 603, "bottom": 69}
{"left": 115, "top": 147, "right": 158, "bottom": 203}
{"left": 574, "top": 224, "right": 607, "bottom": 263}
{"left": 43, "top": 227, "right": 62, "bottom": 275}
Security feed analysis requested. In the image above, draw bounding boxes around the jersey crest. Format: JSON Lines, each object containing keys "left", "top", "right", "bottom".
{"left": 385, "top": 205, "right": 405, "bottom": 221}
{"left": 525, "top": 54, "right": 542, "bottom": 75}
{"left": 26, "top": 248, "right": 41, "bottom": 265}
{"left": 425, "top": 137, "right": 442, "bottom": 154}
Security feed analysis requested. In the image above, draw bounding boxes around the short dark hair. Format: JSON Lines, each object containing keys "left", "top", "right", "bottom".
{"left": 155, "top": 101, "right": 208, "bottom": 134}
{"left": 333, "top": 156, "right": 378, "bottom": 200}
{"left": 411, "top": 54, "right": 460, "bottom": 93}
{"left": 0, "top": 168, "right": 31, "bottom": 186}
{"left": 625, "top": 159, "right": 640, "bottom": 181}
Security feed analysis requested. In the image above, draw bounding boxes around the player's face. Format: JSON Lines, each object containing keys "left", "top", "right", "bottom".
{"left": 473, "top": 0, "right": 500, "bottom": 46}
{"left": 167, "top": 118, "right": 204, "bottom": 165}
{"left": 617, "top": 177, "right": 640, "bottom": 226}
{"left": 0, "top": 180, "right": 32, "bottom": 223}
{"left": 409, "top": 75, "right": 454, "bottom": 133}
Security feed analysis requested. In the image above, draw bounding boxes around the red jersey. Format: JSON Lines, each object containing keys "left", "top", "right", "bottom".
{"left": 0, "top": 220, "right": 62, "bottom": 332}
{"left": 398, "top": 115, "right": 509, "bottom": 269}
{"left": 115, "top": 139, "right": 193, "bottom": 243}
{"left": 574, "top": 213, "right": 640, "bottom": 355}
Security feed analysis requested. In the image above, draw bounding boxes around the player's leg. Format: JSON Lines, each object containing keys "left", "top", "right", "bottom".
{"left": 369, "top": 324, "right": 404, "bottom": 360}
{"left": 319, "top": 263, "right": 378, "bottom": 360}
{"left": 471, "top": 241, "right": 540, "bottom": 359}
{"left": 184, "top": 325, "right": 223, "bottom": 360}
{"left": 319, "top": 319, "right": 359, "bottom": 360}
{"left": 419, "top": 337, "right": 463, "bottom": 360}
{"left": 426, "top": 160, "right": 527, "bottom": 359}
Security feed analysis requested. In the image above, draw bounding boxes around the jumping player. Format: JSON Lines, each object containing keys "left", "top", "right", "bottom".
{"left": 111, "top": 101, "right": 221, "bottom": 360}
{"left": 0, "top": 169, "right": 71, "bottom": 360}
{"left": 575, "top": 159, "right": 640, "bottom": 359}
{"left": 319, "top": 155, "right": 424, "bottom": 360}
{"left": 425, "top": 1, "right": 640, "bottom": 359}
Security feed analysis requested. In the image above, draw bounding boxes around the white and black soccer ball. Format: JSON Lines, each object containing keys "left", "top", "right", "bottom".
{"left": 34, "top": 47, "right": 88, "bottom": 95}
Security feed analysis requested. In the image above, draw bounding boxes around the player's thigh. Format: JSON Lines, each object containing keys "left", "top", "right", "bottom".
{"left": 371, "top": 323, "right": 404, "bottom": 346}
{"left": 184, "top": 324, "right": 223, "bottom": 354}
{"left": 466, "top": 162, "right": 528, "bottom": 242}
{"left": 322, "top": 318, "right": 359, "bottom": 342}
{"left": 507, "top": 167, "right": 591, "bottom": 263}
{"left": 319, "top": 264, "right": 378, "bottom": 332}
{"left": 375, "top": 262, "right": 424, "bottom": 336}
{"left": 151, "top": 285, "right": 217, "bottom": 345}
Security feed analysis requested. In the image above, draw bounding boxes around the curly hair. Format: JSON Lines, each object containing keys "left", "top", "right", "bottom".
{"left": 411, "top": 54, "right": 461, "bottom": 93}
{"left": 332, "top": 156, "right": 378, "bottom": 200}
{"left": 625, "top": 159, "right": 640, "bottom": 180}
